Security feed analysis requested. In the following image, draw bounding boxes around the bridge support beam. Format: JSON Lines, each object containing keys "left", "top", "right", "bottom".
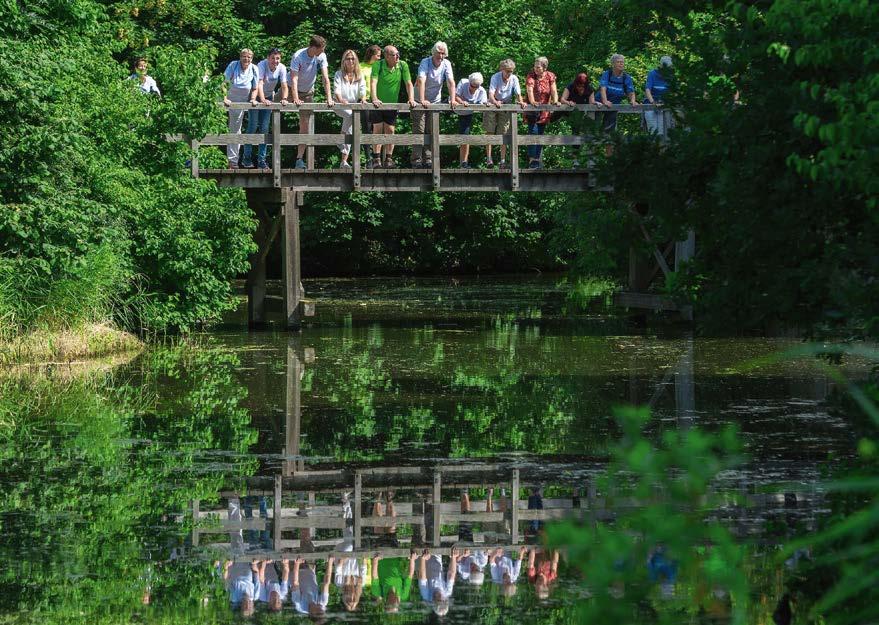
{"left": 245, "top": 189, "right": 284, "bottom": 328}
{"left": 283, "top": 190, "right": 303, "bottom": 330}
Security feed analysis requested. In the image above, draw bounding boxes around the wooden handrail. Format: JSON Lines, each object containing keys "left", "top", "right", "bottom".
{"left": 221, "top": 102, "right": 659, "bottom": 112}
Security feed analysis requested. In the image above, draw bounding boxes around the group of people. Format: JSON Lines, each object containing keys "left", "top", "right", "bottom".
{"left": 222, "top": 546, "right": 559, "bottom": 617}
{"left": 217, "top": 37, "right": 674, "bottom": 170}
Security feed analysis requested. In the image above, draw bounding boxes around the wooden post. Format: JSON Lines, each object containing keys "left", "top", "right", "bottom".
{"left": 273, "top": 475, "right": 283, "bottom": 550}
{"left": 354, "top": 472, "right": 363, "bottom": 549}
{"left": 245, "top": 198, "right": 269, "bottom": 327}
{"left": 306, "top": 112, "right": 315, "bottom": 170}
{"left": 430, "top": 111, "right": 441, "bottom": 190}
{"left": 510, "top": 469, "right": 520, "bottom": 544}
{"left": 432, "top": 471, "right": 442, "bottom": 547}
{"left": 190, "top": 139, "right": 199, "bottom": 178}
{"left": 352, "top": 110, "right": 361, "bottom": 190}
{"left": 282, "top": 190, "right": 302, "bottom": 330}
{"left": 272, "top": 109, "right": 281, "bottom": 187}
{"left": 285, "top": 347, "right": 302, "bottom": 475}
{"left": 509, "top": 112, "right": 519, "bottom": 191}
{"left": 191, "top": 499, "right": 200, "bottom": 547}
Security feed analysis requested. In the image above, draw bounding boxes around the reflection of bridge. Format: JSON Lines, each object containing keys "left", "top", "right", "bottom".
{"left": 171, "top": 103, "right": 692, "bottom": 328}
{"left": 187, "top": 341, "right": 827, "bottom": 561}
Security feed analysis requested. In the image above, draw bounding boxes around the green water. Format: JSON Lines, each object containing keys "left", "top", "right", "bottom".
{"left": 0, "top": 276, "right": 868, "bottom": 623}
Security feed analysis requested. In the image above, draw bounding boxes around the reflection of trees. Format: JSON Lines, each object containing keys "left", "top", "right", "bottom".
{"left": 303, "top": 320, "right": 619, "bottom": 460}
{"left": 0, "top": 344, "right": 256, "bottom": 619}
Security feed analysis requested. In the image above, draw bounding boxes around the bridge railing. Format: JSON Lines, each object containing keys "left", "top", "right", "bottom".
{"left": 178, "top": 103, "right": 671, "bottom": 190}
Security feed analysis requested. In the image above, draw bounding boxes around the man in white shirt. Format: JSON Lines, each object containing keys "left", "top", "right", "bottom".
{"left": 242, "top": 47, "right": 289, "bottom": 169}
{"left": 418, "top": 548, "right": 458, "bottom": 616}
{"left": 257, "top": 559, "right": 290, "bottom": 612}
{"left": 490, "top": 546, "right": 528, "bottom": 597}
{"left": 411, "top": 42, "right": 455, "bottom": 167}
{"left": 290, "top": 556, "right": 334, "bottom": 616}
{"left": 290, "top": 35, "right": 334, "bottom": 169}
{"left": 223, "top": 559, "right": 262, "bottom": 617}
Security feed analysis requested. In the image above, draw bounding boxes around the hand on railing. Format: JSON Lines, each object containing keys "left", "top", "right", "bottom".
{"left": 223, "top": 97, "right": 231, "bottom": 107}
{"left": 293, "top": 94, "right": 303, "bottom": 106}
{"left": 372, "top": 97, "right": 382, "bottom": 108}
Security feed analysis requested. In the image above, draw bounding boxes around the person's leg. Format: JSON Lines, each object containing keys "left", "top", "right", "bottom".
{"left": 242, "top": 109, "right": 258, "bottom": 166}
{"left": 296, "top": 91, "right": 314, "bottom": 164}
{"left": 483, "top": 113, "right": 495, "bottom": 164}
{"left": 227, "top": 108, "right": 246, "bottom": 165}
{"left": 385, "top": 121, "right": 398, "bottom": 165}
{"left": 243, "top": 496, "right": 257, "bottom": 546}
{"left": 258, "top": 496, "right": 271, "bottom": 549}
{"left": 257, "top": 109, "right": 271, "bottom": 166}
{"left": 526, "top": 118, "right": 539, "bottom": 162}
{"left": 228, "top": 497, "right": 244, "bottom": 553}
{"left": 603, "top": 110, "right": 618, "bottom": 157}
{"left": 527, "top": 488, "right": 544, "bottom": 534}
{"left": 372, "top": 121, "right": 384, "bottom": 166}
{"left": 411, "top": 109, "right": 426, "bottom": 165}
{"left": 535, "top": 123, "right": 546, "bottom": 163}
{"left": 459, "top": 115, "right": 473, "bottom": 165}
{"left": 339, "top": 111, "right": 353, "bottom": 165}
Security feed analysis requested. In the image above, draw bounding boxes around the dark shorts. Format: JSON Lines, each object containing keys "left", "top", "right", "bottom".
{"left": 458, "top": 114, "right": 475, "bottom": 135}
{"left": 602, "top": 110, "right": 619, "bottom": 131}
{"left": 373, "top": 110, "right": 399, "bottom": 126}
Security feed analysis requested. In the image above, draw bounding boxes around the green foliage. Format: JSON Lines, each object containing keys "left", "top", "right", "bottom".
{"left": 548, "top": 405, "right": 750, "bottom": 624}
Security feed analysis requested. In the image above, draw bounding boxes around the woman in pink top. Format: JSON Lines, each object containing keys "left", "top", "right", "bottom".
{"left": 525, "top": 56, "right": 559, "bottom": 168}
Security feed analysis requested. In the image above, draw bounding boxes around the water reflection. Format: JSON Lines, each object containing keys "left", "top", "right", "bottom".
{"left": 1, "top": 277, "right": 870, "bottom": 623}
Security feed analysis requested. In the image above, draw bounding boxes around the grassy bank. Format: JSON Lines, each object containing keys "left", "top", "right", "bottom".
{"left": 0, "top": 322, "right": 142, "bottom": 365}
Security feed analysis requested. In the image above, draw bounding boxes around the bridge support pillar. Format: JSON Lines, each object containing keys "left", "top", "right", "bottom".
{"left": 283, "top": 190, "right": 303, "bottom": 330}
{"left": 245, "top": 189, "right": 285, "bottom": 328}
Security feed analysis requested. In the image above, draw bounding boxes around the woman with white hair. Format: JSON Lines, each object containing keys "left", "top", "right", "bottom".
{"left": 484, "top": 59, "right": 525, "bottom": 167}
{"left": 222, "top": 48, "right": 260, "bottom": 168}
{"left": 644, "top": 55, "right": 673, "bottom": 135}
{"left": 525, "top": 55, "right": 559, "bottom": 168}
{"left": 454, "top": 72, "right": 487, "bottom": 168}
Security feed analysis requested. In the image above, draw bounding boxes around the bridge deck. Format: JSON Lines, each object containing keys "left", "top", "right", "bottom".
{"left": 201, "top": 166, "right": 596, "bottom": 191}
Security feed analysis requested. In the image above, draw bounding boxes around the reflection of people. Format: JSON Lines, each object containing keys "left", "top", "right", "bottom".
{"left": 528, "top": 548, "right": 559, "bottom": 600}
{"left": 647, "top": 546, "right": 677, "bottom": 598}
{"left": 371, "top": 491, "right": 398, "bottom": 546}
{"left": 490, "top": 546, "right": 527, "bottom": 597}
{"left": 335, "top": 494, "right": 368, "bottom": 612}
{"left": 418, "top": 548, "right": 458, "bottom": 616}
{"left": 258, "top": 558, "right": 289, "bottom": 611}
{"left": 370, "top": 552, "right": 418, "bottom": 612}
{"left": 291, "top": 556, "right": 334, "bottom": 616}
{"left": 457, "top": 548, "right": 489, "bottom": 586}
{"left": 223, "top": 559, "right": 261, "bottom": 616}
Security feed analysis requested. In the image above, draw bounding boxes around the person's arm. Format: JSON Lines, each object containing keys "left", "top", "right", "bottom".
{"left": 372, "top": 556, "right": 381, "bottom": 579}
{"left": 257, "top": 79, "right": 269, "bottom": 105}
{"left": 248, "top": 71, "right": 258, "bottom": 105}
{"left": 223, "top": 560, "right": 233, "bottom": 582}
{"left": 446, "top": 68, "right": 456, "bottom": 109}
{"left": 358, "top": 78, "right": 367, "bottom": 103}
{"left": 334, "top": 74, "right": 347, "bottom": 104}
{"left": 281, "top": 559, "right": 290, "bottom": 584}
{"left": 322, "top": 557, "right": 335, "bottom": 594}
{"left": 417, "top": 76, "right": 428, "bottom": 106}
{"left": 292, "top": 558, "right": 302, "bottom": 589}
{"left": 406, "top": 80, "right": 416, "bottom": 107}
{"left": 589, "top": 90, "right": 597, "bottom": 105}
{"left": 516, "top": 77, "right": 526, "bottom": 106}
{"left": 279, "top": 74, "right": 289, "bottom": 104}
{"left": 371, "top": 75, "right": 381, "bottom": 106}
{"left": 528, "top": 548, "right": 537, "bottom": 577}
{"left": 408, "top": 551, "right": 418, "bottom": 578}
{"left": 447, "top": 548, "right": 459, "bottom": 586}
{"left": 222, "top": 64, "right": 232, "bottom": 106}
{"left": 258, "top": 560, "right": 268, "bottom": 584}
{"left": 550, "top": 78, "right": 560, "bottom": 105}
{"left": 551, "top": 550, "right": 560, "bottom": 575}
{"left": 322, "top": 63, "right": 334, "bottom": 106}
{"left": 419, "top": 551, "right": 428, "bottom": 581}
{"left": 526, "top": 79, "right": 536, "bottom": 106}
{"left": 560, "top": 86, "right": 572, "bottom": 105}
{"left": 291, "top": 70, "right": 302, "bottom": 105}
{"left": 627, "top": 76, "right": 637, "bottom": 105}
{"left": 645, "top": 72, "right": 655, "bottom": 105}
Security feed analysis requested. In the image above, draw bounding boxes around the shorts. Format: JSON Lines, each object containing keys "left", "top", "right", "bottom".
{"left": 298, "top": 90, "right": 315, "bottom": 122}
{"left": 602, "top": 110, "right": 619, "bottom": 131}
{"left": 483, "top": 110, "right": 512, "bottom": 135}
{"left": 372, "top": 109, "right": 399, "bottom": 126}
{"left": 458, "top": 114, "right": 475, "bottom": 135}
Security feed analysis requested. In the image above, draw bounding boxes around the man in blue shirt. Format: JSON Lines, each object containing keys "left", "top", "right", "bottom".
{"left": 599, "top": 53, "right": 638, "bottom": 132}
{"left": 644, "top": 55, "right": 673, "bottom": 135}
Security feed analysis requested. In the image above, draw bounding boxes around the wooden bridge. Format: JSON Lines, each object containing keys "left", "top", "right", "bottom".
{"left": 172, "top": 103, "right": 691, "bottom": 328}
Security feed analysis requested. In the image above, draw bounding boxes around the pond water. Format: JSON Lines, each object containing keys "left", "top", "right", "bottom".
{"left": 0, "top": 276, "right": 868, "bottom": 623}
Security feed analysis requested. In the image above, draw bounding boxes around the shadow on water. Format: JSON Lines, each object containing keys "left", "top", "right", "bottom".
{"left": 0, "top": 276, "right": 871, "bottom": 623}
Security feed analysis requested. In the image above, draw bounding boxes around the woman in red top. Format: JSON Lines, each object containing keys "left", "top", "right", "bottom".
{"left": 525, "top": 56, "right": 560, "bottom": 168}
{"left": 527, "top": 548, "right": 559, "bottom": 600}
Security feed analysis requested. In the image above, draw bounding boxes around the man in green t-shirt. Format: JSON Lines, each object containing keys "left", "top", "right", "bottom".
{"left": 370, "top": 45, "right": 416, "bottom": 168}
{"left": 370, "top": 552, "right": 418, "bottom": 612}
